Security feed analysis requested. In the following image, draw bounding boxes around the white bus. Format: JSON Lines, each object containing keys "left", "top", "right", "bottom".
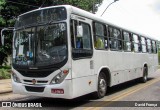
{"left": 11, "top": 5, "right": 158, "bottom": 99}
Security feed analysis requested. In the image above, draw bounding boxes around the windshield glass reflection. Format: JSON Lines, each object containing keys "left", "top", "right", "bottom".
{"left": 13, "top": 23, "right": 67, "bottom": 68}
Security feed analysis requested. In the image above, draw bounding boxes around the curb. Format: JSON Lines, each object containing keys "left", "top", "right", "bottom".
{"left": 0, "top": 89, "right": 12, "bottom": 94}
{"left": 0, "top": 79, "right": 12, "bottom": 94}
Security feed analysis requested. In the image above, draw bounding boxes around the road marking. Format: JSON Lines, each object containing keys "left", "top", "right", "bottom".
{"left": 84, "top": 77, "right": 160, "bottom": 110}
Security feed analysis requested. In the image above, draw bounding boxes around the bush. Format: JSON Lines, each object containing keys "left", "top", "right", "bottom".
{"left": 0, "top": 66, "right": 11, "bottom": 79}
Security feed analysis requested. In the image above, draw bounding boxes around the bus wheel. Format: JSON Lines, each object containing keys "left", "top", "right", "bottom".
{"left": 140, "top": 67, "right": 148, "bottom": 83}
{"left": 93, "top": 72, "right": 107, "bottom": 99}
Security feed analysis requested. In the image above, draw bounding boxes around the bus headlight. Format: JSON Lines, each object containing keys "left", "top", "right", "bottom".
{"left": 50, "top": 69, "right": 69, "bottom": 84}
{"left": 12, "top": 71, "right": 21, "bottom": 83}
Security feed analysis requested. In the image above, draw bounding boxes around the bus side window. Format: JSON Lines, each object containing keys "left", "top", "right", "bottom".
{"left": 138, "top": 36, "right": 142, "bottom": 52}
{"left": 141, "top": 37, "right": 147, "bottom": 53}
{"left": 155, "top": 41, "right": 158, "bottom": 53}
{"left": 147, "top": 39, "right": 152, "bottom": 53}
{"left": 109, "top": 27, "right": 122, "bottom": 50}
{"left": 70, "top": 20, "right": 75, "bottom": 48}
{"left": 123, "top": 31, "right": 131, "bottom": 51}
{"left": 132, "top": 34, "right": 141, "bottom": 52}
{"left": 93, "top": 22, "right": 107, "bottom": 49}
{"left": 152, "top": 40, "right": 157, "bottom": 54}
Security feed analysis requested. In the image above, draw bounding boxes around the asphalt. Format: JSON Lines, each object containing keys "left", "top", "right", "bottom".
{"left": 0, "top": 79, "right": 12, "bottom": 94}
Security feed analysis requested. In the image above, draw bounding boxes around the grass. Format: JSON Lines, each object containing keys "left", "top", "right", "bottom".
{"left": 0, "top": 66, "right": 11, "bottom": 79}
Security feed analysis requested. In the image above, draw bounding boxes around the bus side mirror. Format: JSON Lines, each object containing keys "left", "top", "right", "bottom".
{"left": 77, "top": 25, "right": 83, "bottom": 37}
{"left": 1, "top": 27, "right": 14, "bottom": 46}
{"left": 1, "top": 28, "right": 5, "bottom": 46}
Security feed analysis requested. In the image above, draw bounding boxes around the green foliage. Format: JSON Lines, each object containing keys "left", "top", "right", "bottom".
{"left": 0, "top": 66, "right": 11, "bottom": 79}
{"left": 0, "top": 0, "right": 6, "bottom": 9}
{"left": 0, "top": 65, "right": 11, "bottom": 69}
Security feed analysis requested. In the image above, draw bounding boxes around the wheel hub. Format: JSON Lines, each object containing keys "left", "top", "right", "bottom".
{"left": 99, "top": 78, "right": 106, "bottom": 96}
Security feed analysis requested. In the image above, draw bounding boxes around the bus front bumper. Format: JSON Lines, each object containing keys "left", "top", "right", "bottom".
{"left": 12, "top": 79, "right": 73, "bottom": 99}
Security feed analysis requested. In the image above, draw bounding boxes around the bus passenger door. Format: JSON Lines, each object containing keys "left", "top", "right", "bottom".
{"left": 70, "top": 15, "right": 95, "bottom": 95}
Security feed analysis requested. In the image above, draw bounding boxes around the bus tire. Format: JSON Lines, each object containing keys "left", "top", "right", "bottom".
{"left": 140, "top": 67, "right": 148, "bottom": 83}
{"left": 93, "top": 72, "right": 107, "bottom": 99}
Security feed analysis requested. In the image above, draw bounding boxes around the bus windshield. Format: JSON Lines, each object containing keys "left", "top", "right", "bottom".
{"left": 15, "top": 7, "right": 67, "bottom": 29}
{"left": 13, "top": 23, "right": 67, "bottom": 68}
{"left": 12, "top": 7, "right": 68, "bottom": 69}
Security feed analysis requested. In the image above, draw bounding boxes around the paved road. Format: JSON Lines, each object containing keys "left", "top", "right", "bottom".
{"left": 1, "top": 70, "right": 160, "bottom": 110}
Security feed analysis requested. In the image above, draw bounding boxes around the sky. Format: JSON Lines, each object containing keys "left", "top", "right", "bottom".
{"left": 96, "top": 0, "right": 160, "bottom": 41}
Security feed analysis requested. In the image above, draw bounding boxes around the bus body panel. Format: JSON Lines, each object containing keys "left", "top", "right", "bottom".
{"left": 71, "top": 74, "right": 97, "bottom": 98}
{"left": 12, "top": 78, "right": 73, "bottom": 99}
{"left": 94, "top": 50, "right": 158, "bottom": 86}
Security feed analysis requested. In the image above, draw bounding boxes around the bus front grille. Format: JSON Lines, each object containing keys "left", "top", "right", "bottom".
{"left": 23, "top": 80, "right": 48, "bottom": 84}
{"left": 25, "top": 86, "right": 45, "bottom": 92}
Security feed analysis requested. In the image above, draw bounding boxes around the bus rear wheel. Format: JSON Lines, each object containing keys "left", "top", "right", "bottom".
{"left": 93, "top": 72, "right": 107, "bottom": 99}
{"left": 140, "top": 67, "right": 148, "bottom": 83}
